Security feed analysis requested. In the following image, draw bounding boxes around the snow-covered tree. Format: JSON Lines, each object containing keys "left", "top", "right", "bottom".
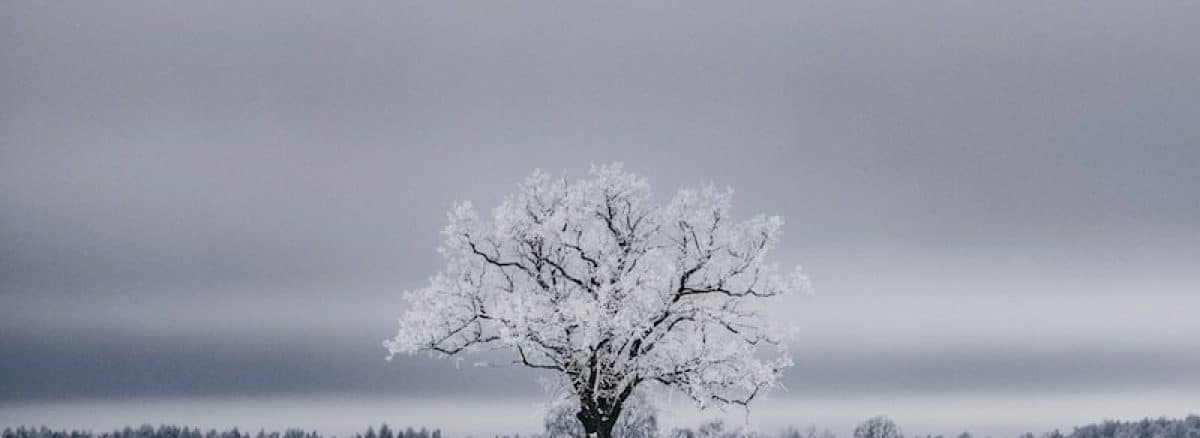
{"left": 783, "top": 426, "right": 836, "bottom": 438}
{"left": 385, "top": 164, "right": 808, "bottom": 438}
{"left": 670, "top": 419, "right": 762, "bottom": 438}
{"left": 853, "top": 417, "right": 901, "bottom": 438}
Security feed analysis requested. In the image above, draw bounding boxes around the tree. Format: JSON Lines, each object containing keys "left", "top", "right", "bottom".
{"left": 783, "top": 426, "right": 836, "bottom": 438}
{"left": 853, "top": 417, "right": 901, "bottom": 438}
{"left": 385, "top": 164, "right": 807, "bottom": 438}
{"left": 669, "top": 419, "right": 762, "bottom": 438}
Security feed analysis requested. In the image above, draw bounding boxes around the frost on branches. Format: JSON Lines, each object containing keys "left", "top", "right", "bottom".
{"left": 385, "top": 164, "right": 808, "bottom": 438}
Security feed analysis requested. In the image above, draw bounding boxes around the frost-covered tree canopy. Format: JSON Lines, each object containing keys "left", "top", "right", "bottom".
{"left": 385, "top": 164, "right": 807, "bottom": 437}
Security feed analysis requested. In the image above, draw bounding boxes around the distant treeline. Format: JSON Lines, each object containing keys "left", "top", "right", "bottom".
{"left": 666, "top": 415, "right": 1200, "bottom": 438}
{"left": 905, "top": 415, "right": 1200, "bottom": 438}
{"left": 4, "top": 415, "right": 1200, "bottom": 438}
{"left": 0, "top": 425, "right": 441, "bottom": 438}
{"left": 1055, "top": 415, "right": 1200, "bottom": 438}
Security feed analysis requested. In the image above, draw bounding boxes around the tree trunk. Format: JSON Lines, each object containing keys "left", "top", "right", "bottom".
{"left": 577, "top": 404, "right": 620, "bottom": 438}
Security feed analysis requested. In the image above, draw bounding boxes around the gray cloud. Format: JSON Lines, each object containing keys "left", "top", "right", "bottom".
{"left": 0, "top": 326, "right": 544, "bottom": 401}
{"left": 5, "top": 325, "right": 1198, "bottom": 402}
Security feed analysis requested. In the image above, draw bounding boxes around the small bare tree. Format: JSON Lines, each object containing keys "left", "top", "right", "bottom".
{"left": 385, "top": 164, "right": 808, "bottom": 438}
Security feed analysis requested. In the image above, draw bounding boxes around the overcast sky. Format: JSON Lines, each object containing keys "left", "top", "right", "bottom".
{"left": 2, "top": 1, "right": 1199, "bottom": 436}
